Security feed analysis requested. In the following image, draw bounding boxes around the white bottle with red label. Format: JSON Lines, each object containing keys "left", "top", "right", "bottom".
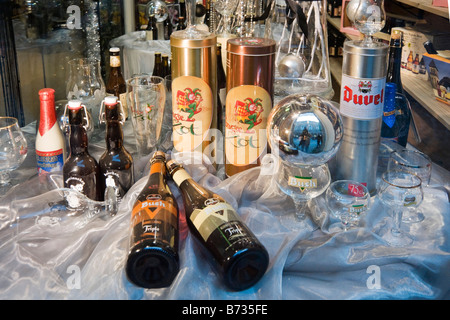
{"left": 35, "top": 88, "right": 66, "bottom": 178}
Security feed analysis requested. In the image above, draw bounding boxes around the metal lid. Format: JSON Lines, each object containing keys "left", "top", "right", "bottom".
{"left": 227, "top": 37, "right": 276, "bottom": 56}
{"left": 343, "top": 40, "right": 389, "bottom": 57}
{"left": 170, "top": 31, "right": 216, "bottom": 48}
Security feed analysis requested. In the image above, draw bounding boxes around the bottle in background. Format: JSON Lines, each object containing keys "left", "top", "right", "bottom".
{"left": 384, "top": 29, "right": 411, "bottom": 147}
{"left": 35, "top": 88, "right": 66, "bottom": 179}
{"left": 166, "top": 160, "right": 269, "bottom": 291}
{"left": 99, "top": 96, "right": 134, "bottom": 203}
{"left": 106, "top": 47, "right": 127, "bottom": 119}
{"left": 126, "top": 151, "right": 179, "bottom": 289}
{"left": 63, "top": 100, "right": 102, "bottom": 205}
{"left": 153, "top": 52, "right": 163, "bottom": 77}
{"left": 216, "top": 42, "right": 226, "bottom": 135}
{"left": 146, "top": 14, "right": 158, "bottom": 40}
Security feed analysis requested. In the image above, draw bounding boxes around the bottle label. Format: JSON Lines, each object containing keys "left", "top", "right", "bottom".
{"left": 172, "top": 76, "right": 213, "bottom": 153}
{"left": 287, "top": 176, "right": 317, "bottom": 192}
{"left": 110, "top": 55, "right": 120, "bottom": 67}
{"left": 225, "top": 85, "right": 271, "bottom": 166}
{"left": 131, "top": 196, "right": 178, "bottom": 247}
{"left": 190, "top": 199, "right": 252, "bottom": 246}
{"left": 340, "top": 75, "right": 385, "bottom": 120}
{"left": 36, "top": 149, "right": 64, "bottom": 175}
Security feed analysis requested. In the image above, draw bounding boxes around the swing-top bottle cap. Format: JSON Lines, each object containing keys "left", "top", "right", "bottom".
{"left": 68, "top": 100, "right": 82, "bottom": 110}
{"left": 104, "top": 96, "right": 118, "bottom": 105}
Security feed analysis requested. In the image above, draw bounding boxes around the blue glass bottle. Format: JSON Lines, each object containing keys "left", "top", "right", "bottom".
{"left": 381, "top": 82, "right": 411, "bottom": 147}
{"left": 382, "top": 30, "right": 411, "bottom": 147}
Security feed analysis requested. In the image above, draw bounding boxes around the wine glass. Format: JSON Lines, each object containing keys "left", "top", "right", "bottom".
{"left": 0, "top": 117, "right": 28, "bottom": 187}
{"left": 212, "top": 0, "right": 239, "bottom": 37}
{"left": 172, "top": 0, "right": 211, "bottom": 39}
{"left": 66, "top": 58, "right": 106, "bottom": 127}
{"left": 326, "top": 180, "right": 371, "bottom": 231}
{"left": 353, "top": 0, "right": 386, "bottom": 46}
{"left": 275, "top": 160, "right": 331, "bottom": 221}
{"left": 388, "top": 149, "right": 431, "bottom": 223}
{"left": 378, "top": 170, "right": 423, "bottom": 247}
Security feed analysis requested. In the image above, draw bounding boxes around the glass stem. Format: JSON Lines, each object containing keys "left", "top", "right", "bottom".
{"left": 392, "top": 209, "right": 403, "bottom": 237}
{"left": 292, "top": 198, "right": 308, "bottom": 221}
{"left": 186, "top": 0, "right": 196, "bottom": 27}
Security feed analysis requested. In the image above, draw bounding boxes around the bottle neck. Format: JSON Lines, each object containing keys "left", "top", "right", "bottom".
{"left": 146, "top": 160, "right": 167, "bottom": 191}
{"left": 387, "top": 46, "right": 403, "bottom": 93}
{"left": 104, "top": 103, "right": 124, "bottom": 150}
{"left": 39, "top": 98, "right": 57, "bottom": 136}
{"left": 171, "top": 167, "right": 209, "bottom": 199}
{"left": 69, "top": 108, "right": 88, "bottom": 155}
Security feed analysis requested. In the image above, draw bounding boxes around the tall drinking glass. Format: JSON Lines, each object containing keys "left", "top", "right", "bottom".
{"left": 126, "top": 75, "right": 166, "bottom": 156}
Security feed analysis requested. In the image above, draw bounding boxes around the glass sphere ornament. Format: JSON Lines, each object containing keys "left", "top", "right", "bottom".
{"left": 146, "top": 0, "right": 168, "bottom": 23}
{"left": 267, "top": 94, "right": 344, "bottom": 222}
{"left": 267, "top": 94, "right": 344, "bottom": 166}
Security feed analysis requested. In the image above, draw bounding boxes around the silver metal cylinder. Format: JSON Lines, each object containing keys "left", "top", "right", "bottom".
{"left": 335, "top": 40, "right": 389, "bottom": 195}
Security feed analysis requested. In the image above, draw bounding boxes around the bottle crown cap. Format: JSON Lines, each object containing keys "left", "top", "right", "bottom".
{"left": 166, "top": 159, "right": 182, "bottom": 173}
{"left": 38, "top": 88, "right": 55, "bottom": 101}
{"left": 68, "top": 100, "right": 83, "bottom": 110}
{"left": 110, "top": 47, "right": 120, "bottom": 53}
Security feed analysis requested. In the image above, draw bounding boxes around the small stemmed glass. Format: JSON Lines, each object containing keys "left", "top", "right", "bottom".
{"left": 388, "top": 149, "right": 431, "bottom": 223}
{"left": 352, "top": 0, "right": 386, "bottom": 46}
{"left": 378, "top": 170, "right": 423, "bottom": 247}
{"left": 326, "top": 180, "right": 371, "bottom": 231}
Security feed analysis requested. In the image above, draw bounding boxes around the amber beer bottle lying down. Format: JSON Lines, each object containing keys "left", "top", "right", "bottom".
{"left": 126, "top": 152, "right": 269, "bottom": 291}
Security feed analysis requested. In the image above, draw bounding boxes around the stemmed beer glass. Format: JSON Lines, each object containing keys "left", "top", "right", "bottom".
{"left": 378, "top": 170, "right": 423, "bottom": 247}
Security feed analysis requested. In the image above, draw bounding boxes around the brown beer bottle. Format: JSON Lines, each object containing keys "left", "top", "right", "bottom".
{"left": 99, "top": 96, "right": 134, "bottom": 203}
{"left": 166, "top": 160, "right": 269, "bottom": 291}
{"left": 152, "top": 52, "right": 163, "bottom": 77}
{"left": 126, "top": 151, "right": 179, "bottom": 289}
{"left": 106, "top": 47, "right": 127, "bottom": 119}
{"left": 63, "top": 100, "right": 102, "bottom": 203}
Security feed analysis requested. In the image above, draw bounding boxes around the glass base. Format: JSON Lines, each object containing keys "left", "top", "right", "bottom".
{"left": 382, "top": 228, "right": 414, "bottom": 247}
{"left": 402, "top": 210, "right": 425, "bottom": 223}
{"left": 0, "top": 171, "right": 11, "bottom": 186}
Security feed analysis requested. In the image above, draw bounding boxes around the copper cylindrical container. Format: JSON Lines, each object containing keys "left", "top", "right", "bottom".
{"left": 170, "top": 32, "right": 217, "bottom": 164}
{"left": 225, "top": 37, "right": 276, "bottom": 177}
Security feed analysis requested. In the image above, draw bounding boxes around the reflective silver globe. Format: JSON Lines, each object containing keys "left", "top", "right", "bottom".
{"left": 267, "top": 94, "right": 344, "bottom": 166}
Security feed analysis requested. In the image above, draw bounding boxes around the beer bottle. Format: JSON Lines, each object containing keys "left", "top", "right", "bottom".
{"left": 106, "top": 47, "right": 127, "bottom": 119}
{"left": 216, "top": 43, "right": 226, "bottom": 135}
{"left": 146, "top": 14, "right": 158, "bottom": 41}
{"left": 99, "top": 96, "right": 134, "bottom": 203}
{"left": 153, "top": 52, "right": 163, "bottom": 77}
{"left": 126, "top": 151, "right": 179, "bottom": 289}
{"left": 63, "top": 100, "right": 102, "bottom": 204}
{"left": 35, "top": 88, "right": 66, "bottom": 178}
{"left": 166, "top": 160, "right": 269, "bottom": 291}
{"left": 162, "top": 54, "right": 170, "bottom": 78}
